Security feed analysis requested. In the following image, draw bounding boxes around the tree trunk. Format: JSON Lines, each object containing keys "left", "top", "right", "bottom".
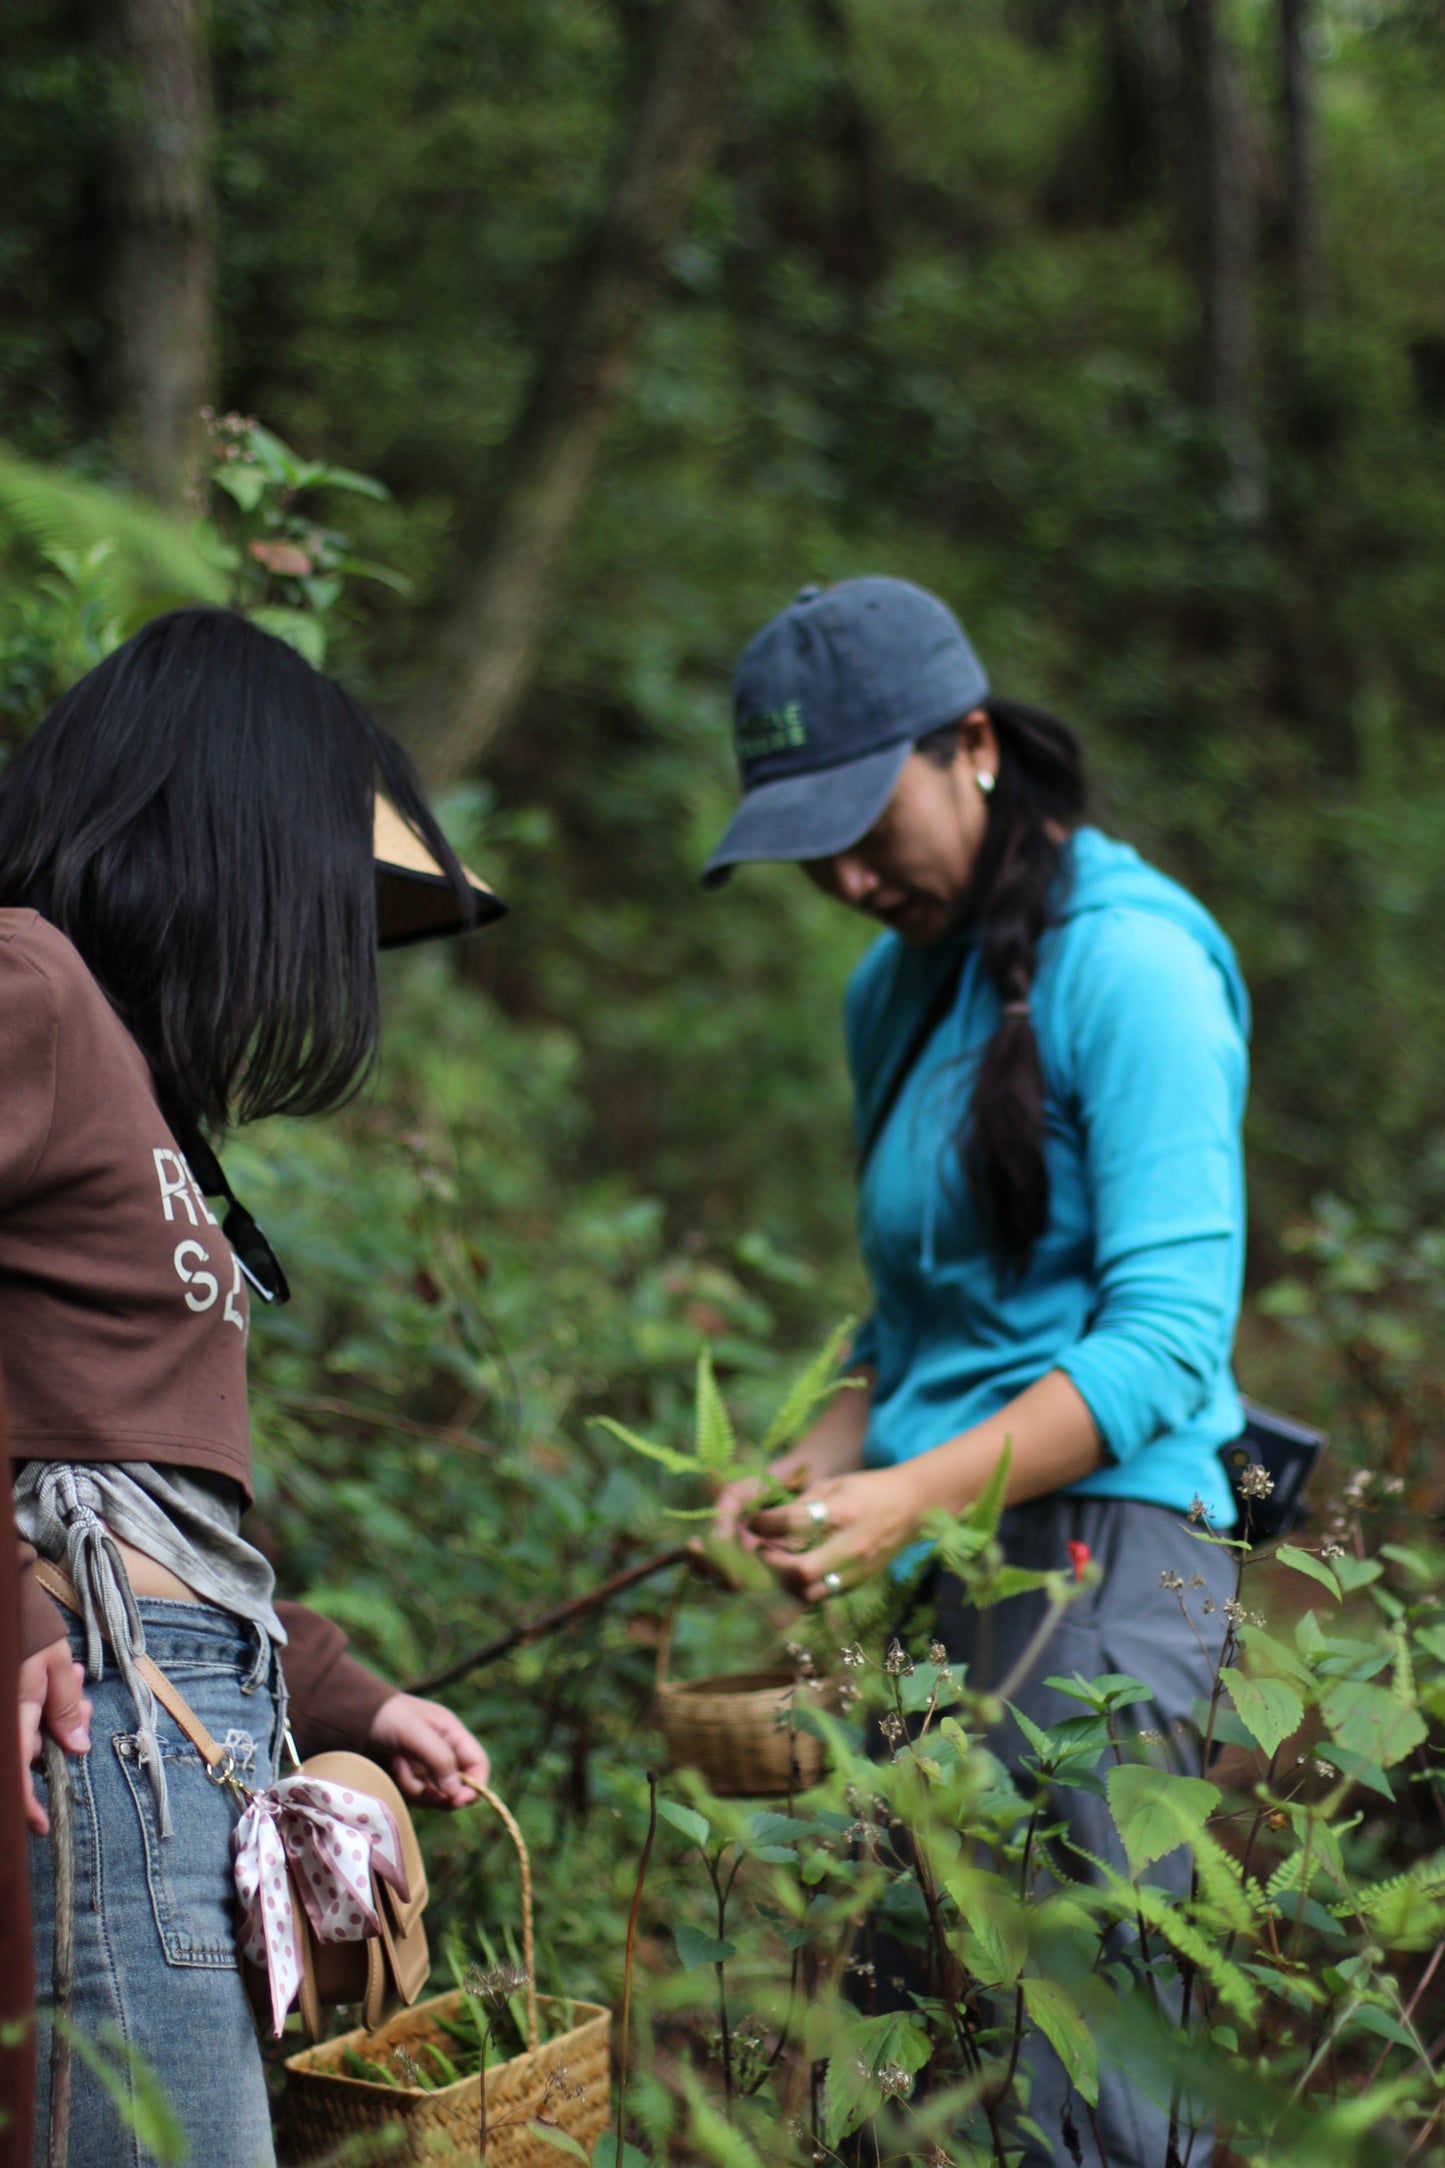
{"left": 404, "top": 0, "right": 756, "bottom": 789}
{"left": 1099, "top": 0, "right": 1183, "bottom": 213}
{"left": 108, "top": 0, "right": 214, "bottom": 507}
{"left": 1181, "top": 0, "right": 1265, "bottom": 518}
{"left": 1280, "top": 0, "right": 1325, "bottom": 314}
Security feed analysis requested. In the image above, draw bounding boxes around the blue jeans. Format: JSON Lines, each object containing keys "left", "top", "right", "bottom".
{"left": 29, "top": 1601, "right": 281, "bottom": 2168}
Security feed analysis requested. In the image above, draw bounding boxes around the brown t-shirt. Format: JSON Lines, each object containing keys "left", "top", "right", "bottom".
{"left": 0, "top": 910, "right": 252, "bottom": 1478}
{"left": 2, "top": 911, "right": 392, "bottom": 1753}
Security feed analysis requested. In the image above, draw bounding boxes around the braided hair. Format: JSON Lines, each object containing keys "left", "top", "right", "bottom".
{"left": 918, "top": 699, "right": 1087, "bottom": 1279}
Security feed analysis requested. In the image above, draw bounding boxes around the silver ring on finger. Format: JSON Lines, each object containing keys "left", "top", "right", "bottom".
{"left": 822, "top": 1570, "right": 843, "bottom": 1597}
{"left": 805, "top": 1498, "right": 830, "bottom": 1531}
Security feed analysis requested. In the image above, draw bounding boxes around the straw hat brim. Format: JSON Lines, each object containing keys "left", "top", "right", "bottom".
{"left": 374, "top": 797, "right": 506, "bottom": 947}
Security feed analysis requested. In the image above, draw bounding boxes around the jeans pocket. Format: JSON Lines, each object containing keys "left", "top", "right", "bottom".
{"left": 114, "top": 1728, "right": 249, "bottom": 1970}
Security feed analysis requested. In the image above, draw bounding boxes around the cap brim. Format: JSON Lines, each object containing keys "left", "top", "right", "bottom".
{"left": 374, "top": 797, "right": 507, "bottom": 946}
{"left": 702, "top": 741, "right": 910, "bottom": 888}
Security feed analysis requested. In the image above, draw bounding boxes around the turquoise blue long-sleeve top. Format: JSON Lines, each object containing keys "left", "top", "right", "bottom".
{"left": 847, "top": 826, "right": 1249, "bottom": 1525}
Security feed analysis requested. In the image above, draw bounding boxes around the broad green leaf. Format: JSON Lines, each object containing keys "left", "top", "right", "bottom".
{"left": 1022, "top": 1977, "right": 1098, "bottom": 2108}
{"left": 657, "top": 1798, "right": 710, "bottom": 1847}
{"left": 320, "top": 465, "right": 391, "bottom": 500}
{"left": 822, "top": 2010, "right": 931, "bottom": 2143}
{"left": 528, "top": 2123, "right": 591, "bottom": 2160}
{"left": 674, "top": 1922, "right": 736, "bottom": 1969}
{"left": 588, "top": 1416, "right": 696, "bottom": 1475}
{"left": 1331, "top": 1554, "right": 1383, "bottom": 1594}
{"left": 1276, "top": 1545, "right": 1341, "bottom": 1601}
{"left": 1319, "top": 1678, "right": 1427, "bottom": 1768}
{"left": 1237, "top": 1622, "right": 1316, "bottom": 1690}
{"left": 759, "top": 1318, "right": 859, "bottom": 1456}
{"left": 212, "top": 463, "right": 269, "bottom": 513}
{"left": 591, "top": 2136, "right": 651, "bottom": 2168}
{"left": 1045, "top": 1673, "right": 1151, "bottom": 1713}
{"left": 1221, "top": 1669, "right": 1305, "bottom": 1758}
{"left": 249, "top": 605, "right": 326, "bottom": 666}
{"left": 1106, "top": 1764, "right": 1220, "bottom": 1875}
{"left": 694, "top": 1349, "right": 737, "bottom": 1474}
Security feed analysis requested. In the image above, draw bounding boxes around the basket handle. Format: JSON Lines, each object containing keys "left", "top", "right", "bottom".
{"left": 468, "top": 1784, "right": 539, "bottom": 2054}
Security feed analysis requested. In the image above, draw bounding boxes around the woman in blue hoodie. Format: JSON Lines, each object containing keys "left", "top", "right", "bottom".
{"left": 706, "top": 577, "right": 1247, "bottom": 2166}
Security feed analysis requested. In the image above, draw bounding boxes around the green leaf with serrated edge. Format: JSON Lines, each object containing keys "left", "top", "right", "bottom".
{"left": 694, "top": 1349, "right": 737, "bottom": 1474}
{"left": 1277, "top": 1544, "right": 1341, "bottom": 1600}
{"left": 673, "top": 1921, "right": 736, "bottom": 1968}
{"left": 822, "top": 2011, "right": 931, "bottom": 2143}
{"left": 759, "top": 1318, "right": 859, "bottom": 1457}
{"left": 1022, "top": 1978, "right": 1098, "bottom": 2108}
{"left": 1106, "top": 1764, "right": 1220, "bottom": 1875}
{"left": 588, "top": 1416, "right": 695, "bottom": 1474}
{"left": 1221, "top": 1669, "right": 1305, "bottom": 1758}
{"left": 1072, "top": 1847, "right": 1259, "bottom": 2019}
{"left": 1009, "top": 1701, "right": 1054, "bottom": 1761}
{"left": 1045, "top": 1673, "right": 1151, "bottom": 1712}
{"left": 963, "top": 1439, "right": 1011, "bottom": 1540}
{"left": 1237, "top": 1622, "right": 1316, "bottom": 1690}
{"left": 528, "top": 2123, "right": 591, "bottom": 2160}
{"left": 1319, "top": 1678, "right": 1427, "bottom": 1768}
{"left": 657, "top": 1798, "right": 710, "bottom": 1847}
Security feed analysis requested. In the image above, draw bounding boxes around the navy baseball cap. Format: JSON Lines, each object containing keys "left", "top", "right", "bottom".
{"left": 703, "top": 576, "right": 990, "bottom": 886}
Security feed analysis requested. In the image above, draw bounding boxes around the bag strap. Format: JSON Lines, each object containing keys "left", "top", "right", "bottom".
{"left": 34, "top": 1558, "right": 231, "bottom": 1775}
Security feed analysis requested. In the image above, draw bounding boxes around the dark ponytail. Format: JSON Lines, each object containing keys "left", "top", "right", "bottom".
{"left": 921, "top": 699, "right": 1087, "bottom": 1280}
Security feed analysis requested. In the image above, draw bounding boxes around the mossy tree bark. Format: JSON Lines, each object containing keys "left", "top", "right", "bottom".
{"left": 404, "top": 0, "right": 756, "bottom": 789}
{"left": 108, "top": 0, "right": 215, "bottom": 508}
{"left": 1181, "top": 0, "right": 1266, "bottom": 520}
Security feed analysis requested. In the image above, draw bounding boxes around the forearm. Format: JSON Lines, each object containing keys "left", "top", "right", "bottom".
{"left": 902, "top": 1369, "right": 1103, "bottom": 1520}
{"left": 771, "top": 1369, "right": 874, "bottom": 1487}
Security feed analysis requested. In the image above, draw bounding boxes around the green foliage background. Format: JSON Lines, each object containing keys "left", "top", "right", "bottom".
{"left": 3, "top": 0, "right": 1445, "bottom": 2130}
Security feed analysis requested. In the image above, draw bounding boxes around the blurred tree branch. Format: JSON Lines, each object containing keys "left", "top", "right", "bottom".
{"left": 1280, "top": 0, "right": 1326, "bottom": 318}
{"left": 404, "top": 0, "right": 757, "bottom": 787}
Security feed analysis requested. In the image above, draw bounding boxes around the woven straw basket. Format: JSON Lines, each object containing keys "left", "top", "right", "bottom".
{"left": 655, "top": 1606, "right": 840, "bottom": 1796}
{"left": 279, "top": 1786, "right": 610, "bottom": 2166}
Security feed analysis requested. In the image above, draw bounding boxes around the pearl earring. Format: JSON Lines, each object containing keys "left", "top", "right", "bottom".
{"left": 976, "top": 769, "right": 995, "bottom": 796}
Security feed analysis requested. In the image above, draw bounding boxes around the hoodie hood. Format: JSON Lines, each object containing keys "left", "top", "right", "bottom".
{"left": 1056, "top": 828, "right": 1251, "bottom": 1042}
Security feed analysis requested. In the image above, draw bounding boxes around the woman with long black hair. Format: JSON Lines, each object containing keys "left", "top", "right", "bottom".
{"left": 708, "top": 577, "right": 1248, "bottom": 2167}
{"left": 2, "top": 607, "right": 502, "bottom": 2166}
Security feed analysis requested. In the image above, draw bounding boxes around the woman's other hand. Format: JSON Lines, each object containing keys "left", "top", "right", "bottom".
{"left": 369, "top": 1693, "right": 490, "bottom": 1809}
{"left": 749, "top": 1465, "right": 926, "bottom": 1605}
{"left": 19, "top": 1639, "right": 92, "bottom": 1836}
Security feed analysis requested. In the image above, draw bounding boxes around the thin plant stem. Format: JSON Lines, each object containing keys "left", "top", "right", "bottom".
{"left": 615, "top": 1771, "right": 657, "bottom": 2167}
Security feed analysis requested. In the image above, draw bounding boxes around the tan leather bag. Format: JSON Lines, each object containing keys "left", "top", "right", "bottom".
{"left": 35, "top": 1560, "right": 429, "bottom": 2043}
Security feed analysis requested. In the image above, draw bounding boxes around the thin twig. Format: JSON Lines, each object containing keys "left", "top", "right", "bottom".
{"left": 615, "top": 1773, "right": 657, "bottom": 2167}
{"left": 409, "top": 1546, "right": 692, "bottom": 1692}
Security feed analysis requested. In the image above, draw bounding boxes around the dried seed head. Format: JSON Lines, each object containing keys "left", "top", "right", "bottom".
{"left": 1188, "top": 1495, "right": 1209, "bottom": 1524}
{"left": 841, "top": 1641, "right": 868, "bottom": 1670}
{"left": 1159, "top": 1570, "right": 1185, "bottom": 1591}
{"left": 1239, "top": 1463, "right": 1275, "bottom": 1500}
{"left": 884, "top": 1638, "right": 914, "bottom": 1678}
{"left": 928, "top": 1640, "right": 949, "bottom": 1667}
{"left": 466, "top": 1960, "right": 530, "bottom": 2007}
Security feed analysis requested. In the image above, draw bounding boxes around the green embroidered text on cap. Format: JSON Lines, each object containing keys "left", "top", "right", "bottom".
{"left": 736, "top": 701, "right": 806, "bottom": 762}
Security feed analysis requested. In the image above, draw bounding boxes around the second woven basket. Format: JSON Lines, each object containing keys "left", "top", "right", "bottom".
{"left": 278, "top": 1784, "right": 610, "bottom": 2165}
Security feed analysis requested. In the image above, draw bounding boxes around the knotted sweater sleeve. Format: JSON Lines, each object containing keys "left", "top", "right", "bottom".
{"left": 1052, "top": 910, "right": 1248, "bottom": 1462}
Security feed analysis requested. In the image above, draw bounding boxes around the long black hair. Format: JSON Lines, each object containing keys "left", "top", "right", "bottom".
{"left": 0, "top": 606, "right": 473, "bottom": 1132}
{"left": 920, "top": 697, "right": 1087, "bottom": 1279}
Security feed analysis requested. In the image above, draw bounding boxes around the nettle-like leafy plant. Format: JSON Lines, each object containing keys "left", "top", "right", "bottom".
{"left": 590, "top": 1320, "right": 861, "bottom": 1543}
{"left": 607, "top": 1456, "right": 1445, "bottom": 2168}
